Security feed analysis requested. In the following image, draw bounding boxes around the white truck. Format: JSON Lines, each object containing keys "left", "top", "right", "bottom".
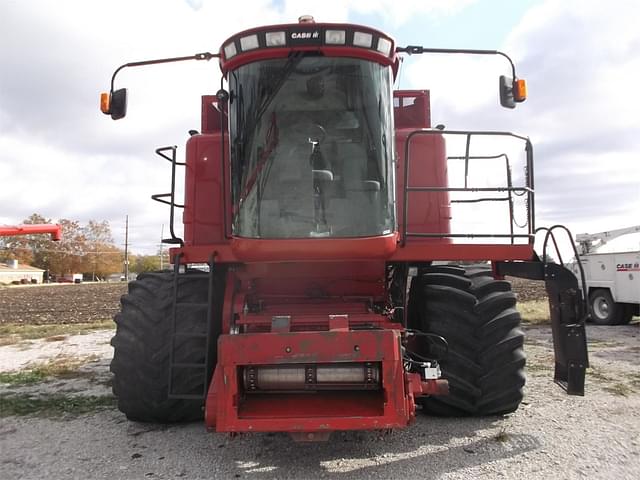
{"left": 571, "top": 225, "right": 640, "bottom": 325}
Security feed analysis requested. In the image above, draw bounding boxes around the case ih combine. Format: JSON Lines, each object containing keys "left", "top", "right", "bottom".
{"left": 101, "top": 16, "right": 588, "bottom": 440}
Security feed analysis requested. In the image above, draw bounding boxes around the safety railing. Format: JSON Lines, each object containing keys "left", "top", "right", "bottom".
{"left": 151, "top": 145, "right": 185, "bottom": 246}
{"left": 401, "top": 129, "right": 534, "bottom": 247}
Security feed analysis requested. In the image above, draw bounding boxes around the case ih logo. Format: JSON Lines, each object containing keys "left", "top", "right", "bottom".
{"left": 291, "top": 31, "right": 319, "bottom": 40}
{"left": 616, "top": 262, "right": 640, "bottom": 272}
{"left": 289, "top": 30, "right": 321, "bottom": 45}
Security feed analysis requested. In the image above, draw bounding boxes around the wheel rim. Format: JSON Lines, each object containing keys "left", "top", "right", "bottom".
{"left": 593, "top": 296, "right": 610, "bottom": 320}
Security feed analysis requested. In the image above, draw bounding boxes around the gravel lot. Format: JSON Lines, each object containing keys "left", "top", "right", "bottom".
{"left": 0, "top": 324, "right": 638, "bottom": 479}
{"left": 0, "top": 283, "right": 639, "bottom": 479}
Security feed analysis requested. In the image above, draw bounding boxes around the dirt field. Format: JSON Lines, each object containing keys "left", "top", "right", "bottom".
{"left": 0, "top": 278, "right": 547, "bottom": 326}
{"left": 0, "top": 283, "right": 127, "bottom": 325}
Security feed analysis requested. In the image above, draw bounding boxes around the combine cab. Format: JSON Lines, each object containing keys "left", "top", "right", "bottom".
{"left": 101, "top": 16, "right": 588, "bottom": 439}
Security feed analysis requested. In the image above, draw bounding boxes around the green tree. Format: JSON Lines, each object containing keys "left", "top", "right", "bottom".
{"left": 1, "top": 214, "right": 124, "bottom": 279}
{"left": 82, "top": 220, "right": 122, "bottom": 280}
{"left": 47, "top": 219, "right": 86, "bottom": 275}
{"left": 132, "top": 255, "right": 161, "bottom": 273}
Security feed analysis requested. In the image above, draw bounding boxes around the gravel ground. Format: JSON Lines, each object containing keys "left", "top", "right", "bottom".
{"left": 1, "top": 324, "right": 639, "bottom": 480}
{"left": 0, "top": 330, "right": 113, "bottom": 372}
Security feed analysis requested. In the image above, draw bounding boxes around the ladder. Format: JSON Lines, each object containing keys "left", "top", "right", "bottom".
{"left": 497, "top": 225, "right": 589, "bottom": 396}
{"left": 167, "top": 254, "right": 218, "bottom": 400}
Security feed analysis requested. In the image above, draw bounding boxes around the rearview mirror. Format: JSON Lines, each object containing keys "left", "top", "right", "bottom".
{"left": 499, "top": 75, "right": 515, "bottom": 109}
{"left": 110, "top": 88, "right": 128, "bottom": 120}
{"left": 500, "top": 76, "right": 527, "bottom": 109}
{"left": 100, "top": 88, "right": 128, "bottom": 120}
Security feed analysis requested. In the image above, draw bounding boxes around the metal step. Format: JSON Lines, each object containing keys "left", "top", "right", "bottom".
{"left": 496, "top": 225, "right": 589, "bottom": 396}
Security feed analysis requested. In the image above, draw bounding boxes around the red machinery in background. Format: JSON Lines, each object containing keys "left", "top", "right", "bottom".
{"left": 0, "top": 224, "right": 62, "bottom": 241}
{"left": 101, "top": 16, "right": 588, "bottom": 440}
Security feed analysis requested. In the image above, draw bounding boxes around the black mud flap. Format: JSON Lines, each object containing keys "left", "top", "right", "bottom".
{"left": 496, "top": 260, "right": 589, "bottom": 395}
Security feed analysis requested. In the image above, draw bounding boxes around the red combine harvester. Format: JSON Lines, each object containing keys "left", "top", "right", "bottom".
{"left": 101, "top": 17, "right": 588, "bottom": 440}
{"left": 0, "top": 224, "right": 62, "bottom": 241}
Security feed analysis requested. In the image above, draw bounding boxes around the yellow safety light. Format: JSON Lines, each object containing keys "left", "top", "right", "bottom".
{"left": 514, "top": 79, "right": 527, "bottom": 102}
{"left": 100, "top": 92, "right": 111, "bottom": 114}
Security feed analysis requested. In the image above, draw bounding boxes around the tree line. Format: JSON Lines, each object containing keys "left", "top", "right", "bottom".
{"left": 0, "top": 214, "right": 166, "bottom": 278}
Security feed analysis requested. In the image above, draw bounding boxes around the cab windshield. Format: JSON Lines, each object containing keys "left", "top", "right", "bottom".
{"left": 229, "top": 55, "right": 395, "bottom": 238}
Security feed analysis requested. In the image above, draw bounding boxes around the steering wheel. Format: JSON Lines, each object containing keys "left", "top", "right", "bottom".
{"left": 306, "top": 123, "right": 327, "bottom": 146}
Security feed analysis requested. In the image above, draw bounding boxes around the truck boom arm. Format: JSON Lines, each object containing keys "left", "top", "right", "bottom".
{"left": 0, "top": 224, "right": 62, "bottom": 241}
{"left": 576, "top": 225, "right": 640, "bottom": 254}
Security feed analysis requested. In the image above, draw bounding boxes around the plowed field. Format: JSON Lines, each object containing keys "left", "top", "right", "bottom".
{"left": 0, "top": 283, "right": 127, "bottom": 325}
{"left": 0, "top": 278, "right": 546, "bottom": 325}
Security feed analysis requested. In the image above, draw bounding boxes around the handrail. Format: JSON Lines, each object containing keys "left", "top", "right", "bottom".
{"left": 401, "top": 129, "right": 534, "bottom": 247}
{"left": 536, "top": 225, "right": 590, "bottom": 321}
{"left": 151, "top": 145, "right": 185, "bottom": 246}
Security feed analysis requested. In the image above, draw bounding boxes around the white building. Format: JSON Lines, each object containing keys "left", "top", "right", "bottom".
{"left": 0, "top": 260, "right": 45, "bottom": 285}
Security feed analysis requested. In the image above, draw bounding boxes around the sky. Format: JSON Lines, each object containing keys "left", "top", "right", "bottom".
{"left": 1, "top": 0, "right": 639, "bottom": 256}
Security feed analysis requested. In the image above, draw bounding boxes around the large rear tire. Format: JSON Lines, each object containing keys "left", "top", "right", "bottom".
{"left": 409, "top": 265, "right": 525, "bottom": 416}
{"left": 110, "top": 271, "right": 223, "bottom": 423}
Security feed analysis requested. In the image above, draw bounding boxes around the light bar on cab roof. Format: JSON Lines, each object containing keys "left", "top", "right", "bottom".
{"left": 325, "top": 30, "right": 346, "bottom": 45}
{"left": 265, "top": 31, "right": 286, "bottom": 47}
{"left": 353, "top": 31, "right": 373, "bottom": 48}
{"left": 377, "top": 37, "right": 392, "bottom": 56}
{"left": 240, "top": 34, "right": 259, "bottom": 51}
{"left": 220, "top": 25, "right": 395, "bottom": 63}
{"left": 223, "top": 42, "right": 237, "bottom": 59}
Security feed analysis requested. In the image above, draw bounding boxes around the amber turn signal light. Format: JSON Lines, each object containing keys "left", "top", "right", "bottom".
{"left": 514, "top": 79, "right": 527, "bottom": 102}
{"left": 100, "top": 92, "right": 111, "bottom": 114}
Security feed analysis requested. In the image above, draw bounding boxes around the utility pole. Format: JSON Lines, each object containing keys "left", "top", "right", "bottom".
{"left": 159, "top": 224, "right": 164, "bottom": 270}
{"left": 124, "top": 215, "right": 129, "bottom": 281}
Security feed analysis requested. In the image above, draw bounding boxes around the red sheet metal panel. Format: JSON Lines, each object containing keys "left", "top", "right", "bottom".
{"left": 206, "top": 329, "right": 415, "bottom": 433}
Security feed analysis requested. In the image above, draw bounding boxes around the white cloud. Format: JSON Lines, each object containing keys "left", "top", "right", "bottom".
{"left": 1, "top": 0, "right": 637, "bottom": 257}
{"left": 0, "top": 0, "right": 288, "bottom": 253}
{"left": 280, "top": 0, "right": 476, "bottom": 27}
{"left": 401, "top": 0, "right": 640, "bottom": 244}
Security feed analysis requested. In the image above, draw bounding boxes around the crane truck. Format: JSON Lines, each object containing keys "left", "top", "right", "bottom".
{"left": 572, "top": 225, "right": 640, "bottom": 325}
{"left": 100, "top": 16, "right": 588, "bottom": 440}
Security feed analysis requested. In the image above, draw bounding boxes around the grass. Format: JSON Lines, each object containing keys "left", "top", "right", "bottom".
{"left": 0, "top": 320, "right": 114, "bottom": 346}
{"left": 518, "top": 300, "right": 550, "bottom": 325}
{"left": 0, "top": 355, "right": 100, "bottom": 386}
{"left": 0, "top": 393, "right": 115, "bottom": 417}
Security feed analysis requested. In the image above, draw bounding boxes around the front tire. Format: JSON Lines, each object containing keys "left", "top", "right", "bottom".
{"left": 110, "top": 271, "right": 223, "bottom": 423}
{"left": 409, "top": 266, "right": 525, "bottom": 416}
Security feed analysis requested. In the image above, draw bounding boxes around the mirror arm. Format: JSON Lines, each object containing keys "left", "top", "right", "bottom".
{"left": 109, "top": 52, "right": 219, "bottom": 93}
{"left": 395, "top": 46, "right": 517, "bottom": 80}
